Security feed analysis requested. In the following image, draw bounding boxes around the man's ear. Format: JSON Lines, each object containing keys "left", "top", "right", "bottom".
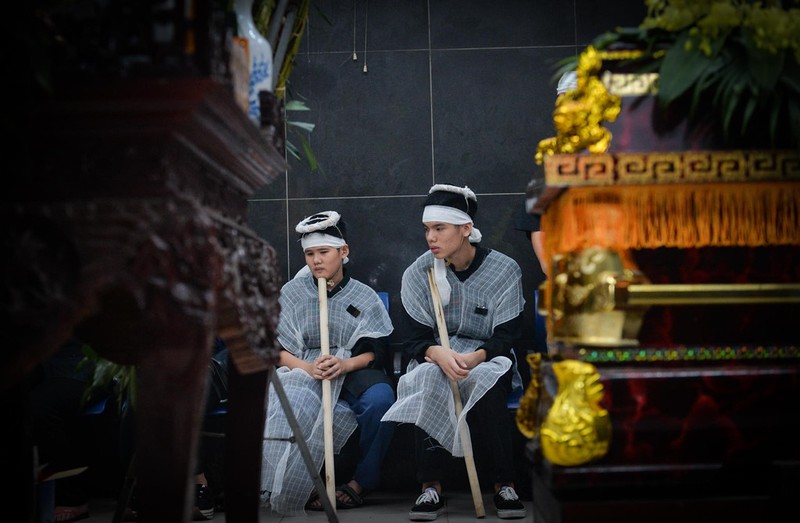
{"left": 340, "top": 244, "right": 350, "bottom": 258}
{"left": 462, "top": 223, "right": 473, "bottom": 238}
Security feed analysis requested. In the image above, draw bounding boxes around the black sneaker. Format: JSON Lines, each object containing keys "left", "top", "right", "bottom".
{"left": 192, "top": 484, "right": 215, "bottom": 521}
{"left": 408, "top": 487, "right": 445, "bottom": 521}
{"left": 494, "top": 486, "right": 526, "bottom": 519}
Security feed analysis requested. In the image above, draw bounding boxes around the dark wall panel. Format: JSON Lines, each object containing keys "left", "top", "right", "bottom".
{"left": 250, "top": 0, "right": 651, "bottom": 353}
{"left": 277, "top": 49, "right": 433, "bottom": 199}
{"left": 303, "top": 0, "right": 429, "bottom": 54}
{"left": 429, "top": 0, "right": 576, "bottom": 48}
{"left": 575, "top": 0, "right": 648, "bottom": 44}
{"left": 248, "top": 199, "right": 289, "bottom": 278}
{"left": 431, "top": 46, "right": 570, "bottom": 194}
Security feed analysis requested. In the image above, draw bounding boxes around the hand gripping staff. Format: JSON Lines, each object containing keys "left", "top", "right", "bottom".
{"left": 318, "top": 277, "right": 337, "bottom": 514}
{"left": 427, "top": 268, "right": 486, "bottom": 518}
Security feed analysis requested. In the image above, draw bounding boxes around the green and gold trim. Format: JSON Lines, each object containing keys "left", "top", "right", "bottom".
{"left": 572, "top": 345, "right": 800, "bottom": 363}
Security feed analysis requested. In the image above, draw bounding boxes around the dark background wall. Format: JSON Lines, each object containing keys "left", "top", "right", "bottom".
{"left": 247, "top": 0, "right": 648, "bottom": 359}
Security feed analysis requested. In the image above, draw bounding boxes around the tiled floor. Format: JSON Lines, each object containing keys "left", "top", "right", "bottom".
{"left": 81, "top": 489, "right": 533, "bottom": 522}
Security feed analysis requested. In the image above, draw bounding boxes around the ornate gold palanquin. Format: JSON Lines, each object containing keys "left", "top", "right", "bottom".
{"left": 538, "top": 150, "right": 800, "bottom": 347}
{"left": 518, "top": 50, "right": 800, "bottom": 523}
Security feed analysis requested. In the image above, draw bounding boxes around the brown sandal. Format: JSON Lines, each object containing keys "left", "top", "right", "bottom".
{"left": 54, "top": 505, "right": 90, "bottom": 522}
{"left": 335, "top": 483, "right": 365, "bottom": 509}
{"left": 305, "top": 491, "right": 324, "bottom": 511}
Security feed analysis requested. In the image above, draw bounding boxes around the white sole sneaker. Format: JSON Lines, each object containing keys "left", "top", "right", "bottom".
{"left": 497, "top": 507, "right": 527, "bottom": 519}
{"left": 192, "top": 507, "right": 215, "bottom": 520}
{"left": 408, "top": 508, "right": 443, "bottom": 521}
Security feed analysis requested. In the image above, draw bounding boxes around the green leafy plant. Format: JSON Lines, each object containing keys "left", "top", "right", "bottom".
{"left": 285, "top": 99, "right": 318, "bottom": 170}
{"left": 562, "top": 0, "right": 800, "bottom": 149}
{"left": 254, "top": 0, "right": 320, "bottom": 171}
{"left": 79, "top": 344, "right": 136, "bottom": 412}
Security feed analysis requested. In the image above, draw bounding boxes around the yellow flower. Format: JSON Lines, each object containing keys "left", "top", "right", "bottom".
{"left": 744, "top": 5, "right": 800, "bottom": 55}
{"left": 568, "top": 0, "right": 800, "bottom": 151}
{"left": 696, "top": 2, "right": 743, "bottom": 39}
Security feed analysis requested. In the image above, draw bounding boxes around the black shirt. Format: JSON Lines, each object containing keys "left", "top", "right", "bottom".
{"left": 402, "top": 245, "right": 523, "bottom": 364}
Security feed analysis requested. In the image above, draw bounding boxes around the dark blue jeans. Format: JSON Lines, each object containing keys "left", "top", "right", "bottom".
{"left": 340, "top": 382, "right": 396, "bottom": 490}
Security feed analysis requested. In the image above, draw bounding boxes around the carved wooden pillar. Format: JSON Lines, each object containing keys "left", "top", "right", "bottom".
{"left": 5, "top": 77, "right": 286, "bottom": 523}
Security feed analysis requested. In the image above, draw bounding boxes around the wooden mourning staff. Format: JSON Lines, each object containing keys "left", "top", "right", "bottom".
{"left": 318, "top": 277, "right": 337, "bottom": 513}
{"left": 427, "top": 268, "right": 486, "bottom": 518}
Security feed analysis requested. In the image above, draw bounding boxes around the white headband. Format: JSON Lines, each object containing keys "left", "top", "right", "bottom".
{"left": 294, "top": 232, "right": 348, "bottom": 280}
{"left": 423, "top": 204, "right": 482, "bottom": 306}
{"left": 422, "top": 205, "right": 482, "bottom": 243}
{"left": 300, "top": 232, "right": 347, "bottom": 250}
{"left": 423, "top": 205, "right": 472, "bottom": 225}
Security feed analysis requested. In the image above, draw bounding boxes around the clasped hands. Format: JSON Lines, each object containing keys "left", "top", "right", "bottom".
{"left": 424, "top": 345, "right": 485, "bottom": 381}
{"left": 307, "top": 354, "right": 348, "bottom": 380}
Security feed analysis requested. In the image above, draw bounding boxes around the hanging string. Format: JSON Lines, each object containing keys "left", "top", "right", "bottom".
{"left": 352, "top": 0, "right": 357, "bottom": 61}
{"left": 362, "top": 0, "right": 368, "bottom": 73}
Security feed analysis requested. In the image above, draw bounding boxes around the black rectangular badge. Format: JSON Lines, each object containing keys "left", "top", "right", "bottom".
{"left": 347, "top": 304, "right": 361, "bottom": 317}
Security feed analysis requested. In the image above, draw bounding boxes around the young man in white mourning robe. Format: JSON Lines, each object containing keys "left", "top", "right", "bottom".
{"left": 261, "top": 211, "right": 395, "bottom": 515}
{"left": 381, "top": 184, "right": 527, "bottom": 521}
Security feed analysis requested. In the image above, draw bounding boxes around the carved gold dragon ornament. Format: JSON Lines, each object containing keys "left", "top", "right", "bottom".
{"left": 516, "top": 354, "right": 611, "bottom": 466}
{"left": 535, "top": 46, "right": 643, "bottom": 163}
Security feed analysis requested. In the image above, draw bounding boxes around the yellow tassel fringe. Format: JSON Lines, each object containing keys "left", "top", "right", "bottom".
{"left": 542, "top": 182, "right": 800, "bottom": 259}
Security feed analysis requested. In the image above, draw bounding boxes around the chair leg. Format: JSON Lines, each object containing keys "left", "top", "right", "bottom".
{"left": 113, "top": 454, "right": 137, "bottom": 523}
{"left": 268, "top": 367, "right": 339, "bottom": 523}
